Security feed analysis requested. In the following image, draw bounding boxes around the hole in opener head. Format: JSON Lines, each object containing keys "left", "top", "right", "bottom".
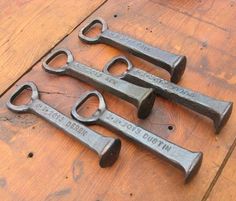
{"left": 76, "top": 94, "right": 100, "bottom": 119}
{"left": 12, "top": 86, "right": 33, "bottom": 106}
{"left": 106, "top": 58, "right": 129, "bottom": 77}
{"left": 82, "top": 21, "right": 103, "bottom": 40}
{"left": 47, "top": 52, "right": 68, "bottom": 69}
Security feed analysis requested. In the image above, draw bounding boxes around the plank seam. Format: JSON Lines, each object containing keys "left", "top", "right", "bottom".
{"left": 201, "top": 136, "right": 236, "bottom": 201}
{"left": 0, "top": 0, "right": 108, "bottom": 98}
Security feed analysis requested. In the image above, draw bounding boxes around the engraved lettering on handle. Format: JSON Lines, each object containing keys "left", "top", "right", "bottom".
{"left": 42, "top": 48, "right": 156, "bottom": 119}
{"left": 78, "top": 17, "right": 187, "bottom": 83}
{"left": 71, "top": 90, "right": 203, "bottom": 183}
{"left": 6, "top": 82, "right": 121, "bottom": 168}
{"left": 103, "top": 56, "right": 233, "bottom": 134}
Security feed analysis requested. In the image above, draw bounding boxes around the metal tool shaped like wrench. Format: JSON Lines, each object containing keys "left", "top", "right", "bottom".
{"left": 42, "top": 48, "right": 155, "bottom": 119}
{"left": 79, "top": 17, "right": 187, "bottom": 83}
{"left": 71, "top": 90, "right": 203, "bottom": 183}
{"left": 103, "top": 56, "right": 233, "bottom": 134}
{"left": 6, "top": 82, "right": 121, "bottom": 168}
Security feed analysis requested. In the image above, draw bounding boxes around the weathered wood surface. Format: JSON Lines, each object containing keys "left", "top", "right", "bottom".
{"left": 0, "top": 0, "right": 106, "bottom": 95}
{"left": 0, "top": 0, "right": 236, "bottom": 200}
{"left": 206, "top": 143, "right": 236, "bottom": 201}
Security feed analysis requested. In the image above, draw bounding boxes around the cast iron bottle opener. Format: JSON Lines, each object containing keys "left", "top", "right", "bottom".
{"left": 6, "top": 82, "right": 121, "bottom": 168}
{"left": 71, "top": 90, "right": 203, "bottom": 183}
{"left": 42, "top": 48, "right": 156, "bottom": 119}
{"left": 79, "top": 17, "right": 187, "bottom": 83}
{"left": 103, "top": 56, "right": 233, "bottom": 134}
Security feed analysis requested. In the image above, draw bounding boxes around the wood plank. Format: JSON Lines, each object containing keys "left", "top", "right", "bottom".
{"left": 152, "top": 0, "right": 236, "bottom": 30}
{"left": 0, "top": 0, "right": 236, "bottom": 200}
{"left": 0, "top": 0, "right": 106, "bottom": 95}
{"left": 151, "top": 0, "right": 236, "bottom": 59}
{"left": 206, "top": 143, "right": 236, "bottom": 201}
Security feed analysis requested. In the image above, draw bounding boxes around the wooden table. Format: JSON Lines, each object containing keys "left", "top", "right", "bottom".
{"left": 0, "top": 0, "right": 235, "bottom": 200}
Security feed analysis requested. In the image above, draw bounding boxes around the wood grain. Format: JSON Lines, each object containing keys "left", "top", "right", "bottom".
{"left": 0, "top": 0, "right": 106, "bottom": 95}
{"left": 0, "top": 0, "right": 236, "bottom": 200}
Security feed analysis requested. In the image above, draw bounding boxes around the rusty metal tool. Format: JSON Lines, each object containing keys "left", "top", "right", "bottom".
{"left": 42, "top": 48, "right": 155, "bottom": 119}
{"left": 71, "top": 90, "right": 203, "bottom": 183}
{"left": 6, "top": 82, "right": 121, "bottom": 168}
{"left": 79, "top": 17, "right": 186, "bottom": 83}
{"left": 103, "top": 56, "right": 233, "bottom": 134}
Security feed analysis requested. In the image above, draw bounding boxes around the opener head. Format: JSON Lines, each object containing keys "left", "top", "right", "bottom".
{"left": 6, "top": 82, "right": 39, "bottom": 113}
{"left": 103, "top": 55, "right": 133, "bottom": 79}
{"left": 71, "top": 90, "right": 106, "bottom": 125}
{"left": 170, "top": 56, "right": 187, "bottom": 83}
{"left": 214, "top": 101, "right": 233, "bottom": 134}
{"left": 184, "top": 152, "right": 203, "bottom": 183}
{"left": 99, "top": 138, "right": 121, "bottom": 168}
{"left": 79, "top": 17, "right": 108, "bottom": 44}
{"left": 42, "top": 48, "right": 74, "bottom": 75}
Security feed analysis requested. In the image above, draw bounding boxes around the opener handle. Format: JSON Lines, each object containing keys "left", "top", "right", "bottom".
{"left": 42, "top": 49, "right": 155, "bottom": 119}
{"left": 103, "top": 56, "right": 233, "bottom": 134}
{"left": 71, "top": 90, "right": 203, "bottom": 183}
{"left": 128, "top": 68, "right": 233, "bottom": 134}
{"left": 7, "top": 82, "right": 121, "bottom": 168}
{"left": 79, "top": 17, "right": 186, "bottom": 83}
{"left": 100, "top": 110, "right": 203, "bottom": 183}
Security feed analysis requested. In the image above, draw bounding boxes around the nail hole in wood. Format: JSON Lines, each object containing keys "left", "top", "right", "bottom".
{"left": 27, "top": 152, "right": 34, "bottom": 158}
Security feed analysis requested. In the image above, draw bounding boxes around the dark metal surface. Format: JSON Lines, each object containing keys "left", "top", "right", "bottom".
{"left": 103, "top": 56, "right": 233, "bottom": 134}
{"left": 78, "top": 17, "right": 187, "bottom": 83}
{"left": 42, "top": 48, "right": 156, "bottom": 119}
{"left": 71, "top": 90, "right": 203, "bottom": 183}
{"left": 6, "top": 82, "right": 121, "bottom": 168}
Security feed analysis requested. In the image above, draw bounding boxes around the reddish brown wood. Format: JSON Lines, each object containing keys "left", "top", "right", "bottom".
{"left": 0, "top": 0, "right": 236, "bottom": 200}
{"left": 207, "top": 145, "right": 236, "bottom": 201}
{"left": 0, "top": 0, "right": 105, "bottom": 95}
